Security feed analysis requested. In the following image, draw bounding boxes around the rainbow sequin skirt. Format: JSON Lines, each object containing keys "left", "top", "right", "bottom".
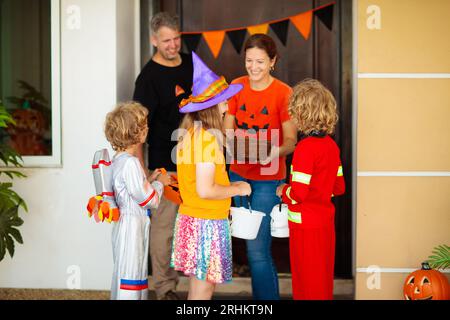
{"left": 170, "top": 213, "right": 232, "bottom": 284}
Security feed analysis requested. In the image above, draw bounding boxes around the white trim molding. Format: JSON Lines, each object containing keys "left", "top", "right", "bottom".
{"left": 358, "top": 73, "right": 450, "bottom": 79}
{"left": 358, "top": 171, "right": 450, "bottom": 177}
{"left": 357, "top": 267, "right": 450, "bottom": 274}
{"left": 21, "top": 0, "right": 62, "bottom": 167}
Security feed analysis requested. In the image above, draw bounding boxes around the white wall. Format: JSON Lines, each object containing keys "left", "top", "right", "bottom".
{"left": 0, "top": 0, "right": 140, "bottom": 290}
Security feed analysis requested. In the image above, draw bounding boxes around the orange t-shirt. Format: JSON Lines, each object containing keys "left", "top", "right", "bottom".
{"left": 177, "top": 128, "right": 231, "bottom": 219}
{"left": 228, "top": 76, "right": 292, "bottom": 180}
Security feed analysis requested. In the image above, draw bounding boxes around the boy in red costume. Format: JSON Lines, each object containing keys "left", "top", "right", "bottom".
{"left": 276, "top": 79, "right": 345, "bottom": 300}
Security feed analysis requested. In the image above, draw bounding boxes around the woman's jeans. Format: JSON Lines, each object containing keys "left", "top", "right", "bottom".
{"left": 229, "top": 170, "right": 284, "bottom": 300}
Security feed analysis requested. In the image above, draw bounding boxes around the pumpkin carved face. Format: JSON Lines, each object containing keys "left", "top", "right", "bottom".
{"left": 403, "top": 262, "right": 450, "bottom": 300}
{"left": 235, "top": 104, "right": 270, "bottom": 132}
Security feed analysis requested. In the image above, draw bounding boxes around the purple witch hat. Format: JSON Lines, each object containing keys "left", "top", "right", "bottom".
{"left": 178, "top": 52, "right": 243, "bottom": 113}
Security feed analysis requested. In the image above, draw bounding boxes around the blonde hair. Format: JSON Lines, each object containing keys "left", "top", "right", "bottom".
{"left": 178, "top": 105, "right": 224, "bottom": 142}
{"left": 104, "top": 101, "right": 148, "bottom": 151}
{"left": 288, "top": 79, "right": 338, "bottom": 135}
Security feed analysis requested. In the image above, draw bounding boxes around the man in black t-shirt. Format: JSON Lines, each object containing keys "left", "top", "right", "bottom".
{"left": 133, "top": 12, "right": 193, "bottom": 300}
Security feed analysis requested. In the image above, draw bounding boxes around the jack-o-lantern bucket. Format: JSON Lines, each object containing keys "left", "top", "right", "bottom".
{"left": 403, "top": 262, "right": 450, "bottom": 300}
{"left": 159, "top": 168, "right": 182, "bottom": 205}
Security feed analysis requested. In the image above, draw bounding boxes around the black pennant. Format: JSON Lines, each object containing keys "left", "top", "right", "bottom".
{"left": 269, "top": 19, "right": 289, "bottom": 46}
{"left": 226, "top": 29, "right": 247, "bottom": 54}
{"left": 314, "top": 4, "right": 334, "bottom": 30}
{"left": 182, "top": 34, "right": 202, "bottom": 52}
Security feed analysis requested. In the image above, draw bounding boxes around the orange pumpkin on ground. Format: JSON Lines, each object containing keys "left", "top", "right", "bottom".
{"left": 403, "top": 262, "right": 450, "bottom": 300}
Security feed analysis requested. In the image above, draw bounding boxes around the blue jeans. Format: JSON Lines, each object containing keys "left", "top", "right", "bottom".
{"left": 229, "top": 171, "right": 284, "bottom": 300}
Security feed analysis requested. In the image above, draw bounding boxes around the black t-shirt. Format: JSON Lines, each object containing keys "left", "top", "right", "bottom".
{"left": 133, "top": 53, "right": 193, "bottom": 171}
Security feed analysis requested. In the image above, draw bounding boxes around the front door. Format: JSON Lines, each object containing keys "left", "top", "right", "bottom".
{"left": 158, "top": 0, "right": 353, "bottom": 279}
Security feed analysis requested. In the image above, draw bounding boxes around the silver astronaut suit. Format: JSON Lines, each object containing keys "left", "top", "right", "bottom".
{"left": 110, "top": 152, "right": 163, "bottom": 300}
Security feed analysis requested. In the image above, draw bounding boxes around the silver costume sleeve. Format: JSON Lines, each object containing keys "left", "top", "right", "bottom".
{"left": 123, "top": 157, "right": 163, "bottom": 209}
{"left": 149, "top": 180, "right": 164, "bottom": 208}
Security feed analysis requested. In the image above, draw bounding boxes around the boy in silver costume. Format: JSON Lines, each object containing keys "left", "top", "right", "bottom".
{"left": 104, "top": 102, "right": 172, "bottom": 300}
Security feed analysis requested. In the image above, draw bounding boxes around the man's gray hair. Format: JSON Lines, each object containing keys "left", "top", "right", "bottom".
{"left": 150, "top": 12, "right": 180, "bottom": 34}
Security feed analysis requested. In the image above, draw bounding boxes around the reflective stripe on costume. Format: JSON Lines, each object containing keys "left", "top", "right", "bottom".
{"left": 337, "top": 166, "right": 343, "bottom": 177}
{"left": 288, "top": 209, "right": 302, "bottom": 224}
{"left": 292, "top": 171, "right": 312, "bottom": 185}
{"left": 139, "top": 190, "right": 156, "bottom": 207}
{"left": 286, "top": 186, "right": 298, "bottom": 205}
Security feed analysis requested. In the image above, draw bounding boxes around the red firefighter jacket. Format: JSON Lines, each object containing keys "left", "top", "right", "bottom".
{"left": 281, "top": 135, "right": 345, "bottom": 228}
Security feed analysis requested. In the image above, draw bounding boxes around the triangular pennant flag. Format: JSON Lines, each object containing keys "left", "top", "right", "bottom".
{"left": 269, "top": 19, "right": 290, "bottom": 46}
{"left": 247, "top": 23, "right": 269, "bottom": 35}
{"left": 203, "top": 30, "right": 226, "bottom": 58}
{"left": 182, "top": 34, "right": 202, "bottom": 52}
{"left": 290, "top": 10, "right": 313, "bottom": 40}
{"left": 226, "top": 29, "right": 247, "bottom": 54}
{"left": 314, "top": 4, "right": 334, "bottom": 30}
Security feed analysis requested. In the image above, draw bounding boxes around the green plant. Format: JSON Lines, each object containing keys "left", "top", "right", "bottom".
{"left": 427, "top": 244, "right": 450, "bottom": 270}
{"left": 0, "top": 102, "right": 27, "bottom": 261}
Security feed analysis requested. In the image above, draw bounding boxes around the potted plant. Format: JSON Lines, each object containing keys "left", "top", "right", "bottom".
{"left": 428, "top": 244, "right": 450, "bottom": 270}
{"left": 0, "top": 102, "right": 28, "bottom": 261}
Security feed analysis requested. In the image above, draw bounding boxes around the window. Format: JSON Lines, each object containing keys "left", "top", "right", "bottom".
{"left": 0, "top": 0, "right": 60, "bottom": 166}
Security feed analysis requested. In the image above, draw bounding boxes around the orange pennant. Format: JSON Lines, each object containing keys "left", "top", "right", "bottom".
{"left": 290, "top": 10, "right": 313, "bottom": 40}
{"left": 203, "top": 31, "right": 226, "bottom": 58}
{"left": 247, "top": 23, "right": 269, "bottom": 35}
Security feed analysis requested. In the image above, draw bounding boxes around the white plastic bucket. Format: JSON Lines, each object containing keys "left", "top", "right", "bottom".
{"left": 270, "top": 203, "right": 289, "bottom": 238}
{"left": 230, "top": 207, "right": 265, "bottom": 240}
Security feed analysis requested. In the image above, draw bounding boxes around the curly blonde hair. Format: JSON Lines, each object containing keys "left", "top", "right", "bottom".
{"left": 104, "top": 101, "right": 148, "bottom": 151}
{"left": 288, "top": 79, "right": 338, "bottom": 135}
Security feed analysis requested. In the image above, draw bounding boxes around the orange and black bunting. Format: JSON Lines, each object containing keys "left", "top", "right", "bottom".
{"left": 181, "top": 2, "right": 335, "bottom": 58}
{"left": 227, "top": 29, "right": 247, "bottom": 54}
{"left": 182, "top": 34, "right": 202, "bottom": 53}
{"left": 202, "top": 31, "right": 226, "bottom": 59}
{"left": 290, "top": 10, "right": 313, "bottom": 40}
{"left": 315, "top": 3, "right": 334, "bottom": 30}
{"left": 269, "top": 20, "right": 290, "bottom": 46}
